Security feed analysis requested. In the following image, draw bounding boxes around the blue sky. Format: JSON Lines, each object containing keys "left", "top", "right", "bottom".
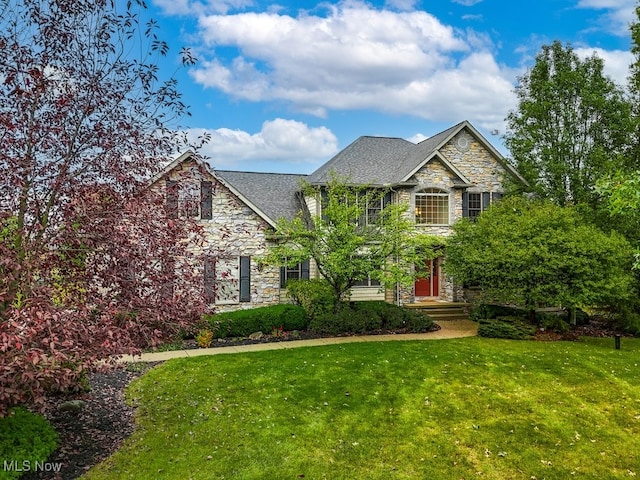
{"left": 147, "top": 0, "right": 637, "bottom": 173}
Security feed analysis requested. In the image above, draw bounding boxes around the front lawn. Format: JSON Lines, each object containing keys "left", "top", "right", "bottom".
{"left": 86, "top": 338, "right": 640, "bottom": 479}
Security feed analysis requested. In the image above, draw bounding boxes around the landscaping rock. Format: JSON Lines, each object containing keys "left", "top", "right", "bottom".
{"left": 249, "top": 331, "right": 264, "bottom": 340}
{"left": 58, "top": 400, "right": 86, "bottom": 413}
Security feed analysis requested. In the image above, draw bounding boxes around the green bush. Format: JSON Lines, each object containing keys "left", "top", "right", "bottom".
{"left": 403, "top": 309, "right": 435, "bottom": 332}
{"left": 478, "top": 316, "right": 536, "bottom": 340}
{"left": 309, "top": 306, "right": 381, "bottom": 335}
{"left": 203, "top": 304, "right": 307, "bottom": 338}
{"left": 470, "top": 304, "right": 527, "bottom": 322}
{"left": 353, "top": 301, "right": 406, "bottom": 330}
{"left": 310, "top": 301, "right": 435, "bottom": 335}
{"left": 622, "top": 313, "right": 640, "bottom": 336}
{"left": 0, "top": 407, "right": 58, "bottom": 480}
{"left": 285, "top": 279, "right": 334, "bottom": 320}
{"left": 539, "top": 313, "right": 569, "bottom": 333}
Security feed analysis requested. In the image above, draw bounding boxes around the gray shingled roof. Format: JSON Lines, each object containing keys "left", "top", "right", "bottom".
{"left": 307, "top": 136, "right": 416, "bottom": 185}
{"left": 215, "top": 170, "right": 307, "bottom": 223}
{"left": 213, "top": 121, "right": 524, "bottom": 225}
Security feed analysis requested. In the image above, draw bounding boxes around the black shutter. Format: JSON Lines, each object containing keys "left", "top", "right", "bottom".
{"left": 161, "top": 257, "right": 175, "bottom": 299}
{"left": 462, "top": 191, "right": 469, "bottom": 218}
{"left": 482, "top": 192, "right": 491, "bottom": 211}
{"left": 239, "top": 256, "right": 251, "bottom": 302}
{"left": 166, "top": 180, "right": 178, "bottom": 219}
{"left": 491, "top": 192, "right": 503, "bottom": 204}
{"left": 201, "top": 181, "right": 212, "bottom": 220}
{"left": 301, "top": 259, "right": 310, "bottom": 280}
{"left": 280, "top": 266, "right": 287, "bottom": 288}
{"left": 204, "top": 257, "right": 215, "bottom": 303}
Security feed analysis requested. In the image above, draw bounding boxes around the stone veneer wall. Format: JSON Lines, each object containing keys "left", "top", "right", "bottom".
{"left": 162, "top": 160, "right": 280, "bottom": 313}
{"left": 392, "top": 129, "right": 513, "bottom": 304}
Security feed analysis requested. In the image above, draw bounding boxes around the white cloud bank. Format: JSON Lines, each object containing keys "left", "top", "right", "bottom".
{"left": 154, "top": 0, "right": 636, "bottom": 167}
{"left": 188, "top": 1, "right": 516, "bottom": 131}
{"left": 187, "top": 118, "right": 339, "bottom": 171}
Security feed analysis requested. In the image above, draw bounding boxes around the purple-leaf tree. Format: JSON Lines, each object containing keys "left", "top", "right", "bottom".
{"left": 0, "top": 0, "right": 208, "bottom": 414}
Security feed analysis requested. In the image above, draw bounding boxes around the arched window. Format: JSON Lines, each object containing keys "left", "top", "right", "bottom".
{"left": 415, "top": 188, "right": 449, "bottom": 225}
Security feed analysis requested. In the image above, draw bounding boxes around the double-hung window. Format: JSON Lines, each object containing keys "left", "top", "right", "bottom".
{"left": 165, "top": 180, "right": 214, "bottom": 220}
{"left": 462, "top": 192, "right": 502, "bottom": 220}
{"left": 204, "top": 256, "right": 251, "bottom": 304}
{"left": 280, "top": 259, "right": 310, "bottom": 288}
{"left": 415, "top": 188, "right": 449, "bottom": 225}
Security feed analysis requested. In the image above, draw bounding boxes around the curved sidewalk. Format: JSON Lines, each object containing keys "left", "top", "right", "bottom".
{"left": 121, "top": 320, "right": 478, "bottom": 363}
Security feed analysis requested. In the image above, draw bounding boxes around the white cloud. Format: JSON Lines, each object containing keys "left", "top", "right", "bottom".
{"left": 186, "top": 119, "right": 339, "bottom": 171}
{"left": 189, "top": 1, "right": 514, "bottom": 130}
{"left": 575, "top": 0, "right": 636, "bottom": 36}
{"left": 152, "top": 0, "right": 253, "bottom": 16}
{"left": 452, "top": 0, "right": 483, "bottom": 6}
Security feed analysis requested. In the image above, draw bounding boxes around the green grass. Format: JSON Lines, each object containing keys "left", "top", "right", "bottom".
{"left": 86, "top": 338, "right": 640, "bottom": 479}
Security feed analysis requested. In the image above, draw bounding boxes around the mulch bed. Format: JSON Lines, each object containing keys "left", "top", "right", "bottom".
{"left": 26, "top": 320, "right": 631, "bottom": 480}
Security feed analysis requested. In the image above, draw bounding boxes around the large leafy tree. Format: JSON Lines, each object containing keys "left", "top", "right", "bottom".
{"left": 0, "top": 0, "right": 206, "bottom": 413}
{"left": 262, "top": 175, "right": 439, "bottom": 312}
{"left": 444, "top": 196, "right": 635, "bottom": 323}
{"left": 504, "top": 41, "right": 635, "bottom": 209}
{"left": 595, "top": 2, "right": 640, "bottom": 270}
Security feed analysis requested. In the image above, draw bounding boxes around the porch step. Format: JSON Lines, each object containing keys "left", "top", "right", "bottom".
{"left": 404, "top": 302, "right": 471, "bottom": 322}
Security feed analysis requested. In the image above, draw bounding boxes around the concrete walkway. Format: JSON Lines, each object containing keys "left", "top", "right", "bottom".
{"left": 121, "top": 320, "right": 478, "bottom": 363}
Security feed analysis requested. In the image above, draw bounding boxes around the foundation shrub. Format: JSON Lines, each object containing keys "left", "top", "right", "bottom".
{"left": 285, "top": 279, "right": 334, "bottom": 321}
{"left": 203, "top": 304, "right": 307, "bottom": 338}
{"left": 478, "top": 316, "right": 536, "bottom": 339}
{"left": 403, "top": 309, "right": 436, "bottom": 332}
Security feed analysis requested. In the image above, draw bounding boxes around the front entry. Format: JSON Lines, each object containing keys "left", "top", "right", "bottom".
{"left": 415, "top": 257, "right": 439, "bottom": 298}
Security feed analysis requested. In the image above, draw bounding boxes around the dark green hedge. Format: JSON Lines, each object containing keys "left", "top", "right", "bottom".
{"left": 477, "top": 316, "right": 537, "bottom": 340}
{"left": 309, "top": 301, "right": 435, "bottom": 336}
{"left": 203, "top": 304, "right": 308, "bottom": 337}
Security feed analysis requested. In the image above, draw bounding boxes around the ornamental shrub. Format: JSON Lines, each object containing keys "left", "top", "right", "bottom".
{"left": 477, "top": 316, "right": 536, "bottom": 339}
{"left": 470, "top": 304, "right": 527, "bottom": 322}
{"left": 285, "top": 279, "right": 334, "bottom": 321}
{"left": 310, "top": 301, "right": 435, "bottom": 335}
{"left": 403, "top": 309, "right": 435, "bottom": 332}
{"left": 203, "top": 304, "right": 307, "bottom": 338}
{"left": 0, "top": 408, "right": 58, "bottom": 480}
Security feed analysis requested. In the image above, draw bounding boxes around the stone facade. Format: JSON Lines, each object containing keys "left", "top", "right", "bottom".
{"left": 160, "top": 159, "right": 280, "bottom": 313}
{"left": 155, "top": 122, "right": 519, "bottom": 310}
{"left": 386, "top": 130, "right": 513, "bottom": 303}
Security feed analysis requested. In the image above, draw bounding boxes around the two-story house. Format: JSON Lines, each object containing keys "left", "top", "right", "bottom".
{"left": 152, "top": 120, "right": 524, "bottom": 311}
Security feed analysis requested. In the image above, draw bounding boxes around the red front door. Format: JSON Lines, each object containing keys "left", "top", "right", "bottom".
{"left": 415, "top": 258, "right": 439, "bottom": 297}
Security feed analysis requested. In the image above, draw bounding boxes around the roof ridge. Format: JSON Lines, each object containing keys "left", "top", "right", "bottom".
{"left": 216, "top": 170, "right": 308, "bottom": 176}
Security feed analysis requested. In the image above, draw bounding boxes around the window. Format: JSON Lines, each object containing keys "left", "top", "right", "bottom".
{"left": 204, "top": 256, "right": 251, "bottom": 304}
{"left": 415, "top": 188, "right": 449, "bottom": 225}
{"left": 320, "top": 189, "right": 392, "bottom": 225}
{"left": 353, "top": 275, "right": 381, "bottom": 287}
{"left": 467, "top": 192, "right": 482, "bottom": 219}
{"left": 463, "top": 192, "right": 502, "bottom": 220}
{"left": 165, "top": 180, "right": 213, "bottom": 220}
{"left": 280, "top": 260, "right": 310, "bottom": 288}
